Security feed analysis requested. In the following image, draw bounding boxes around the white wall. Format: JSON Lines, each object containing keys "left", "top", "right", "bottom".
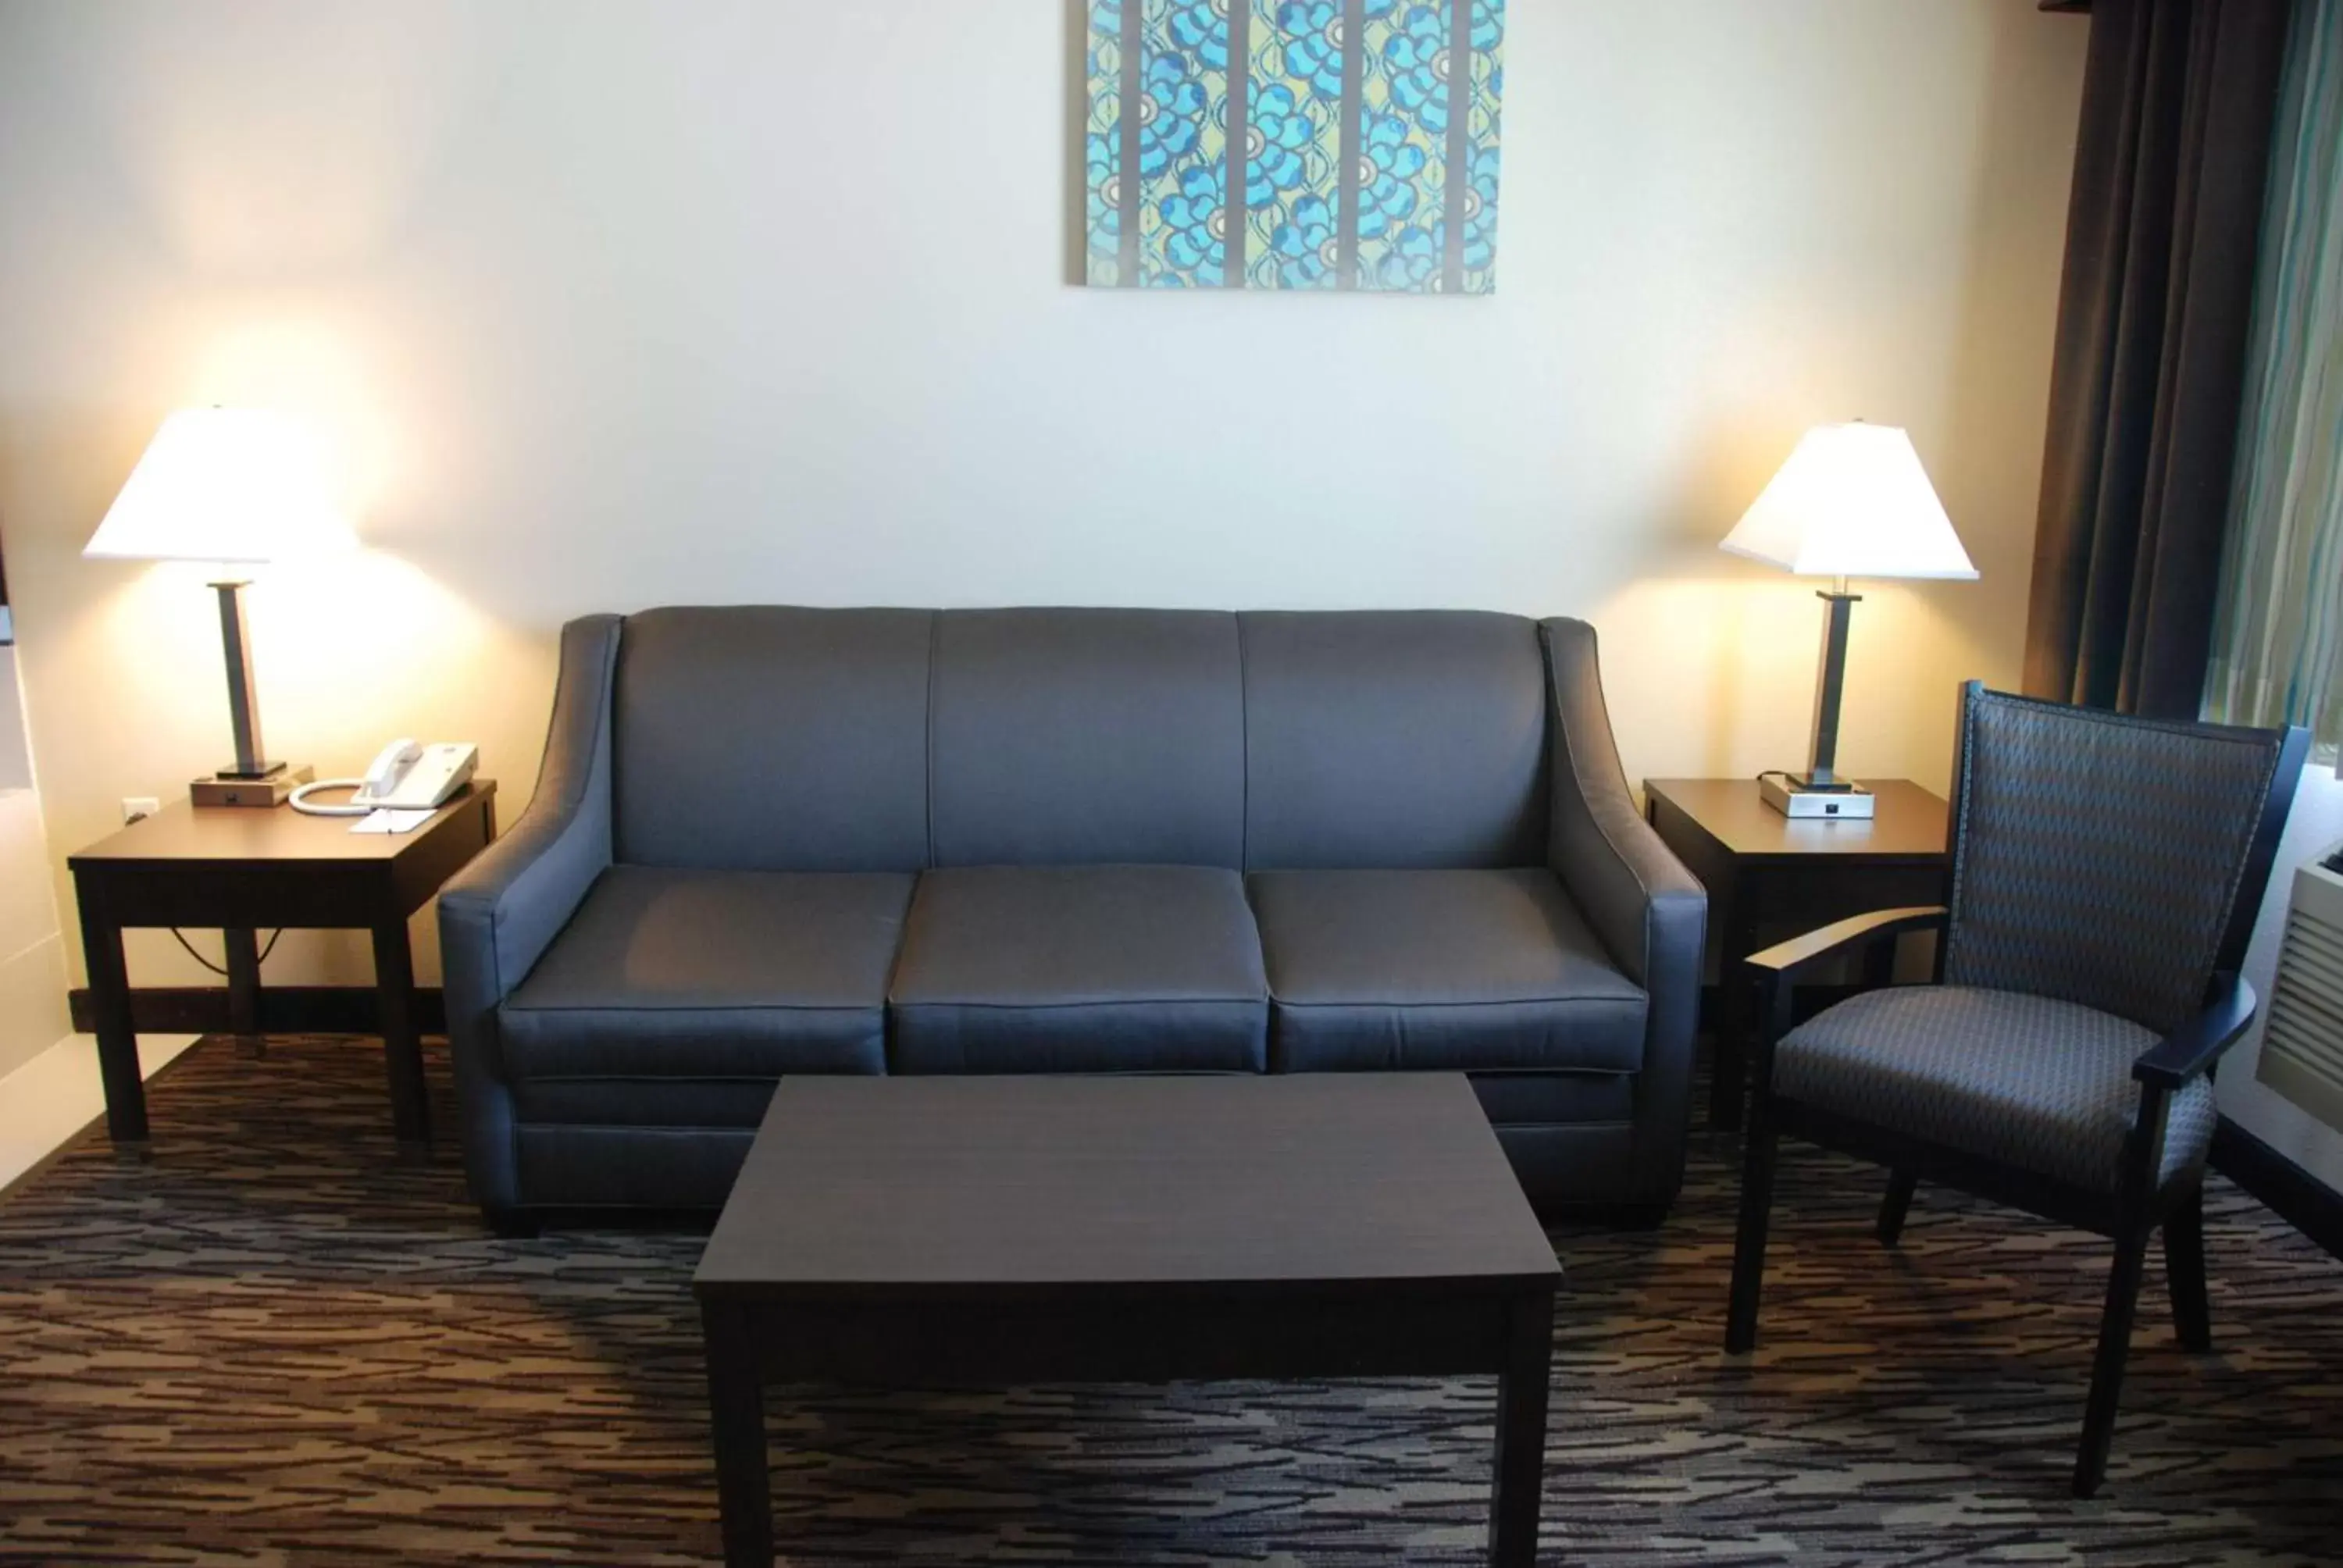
{"left": 2221, "top": 764, "right": 2343, "bottom": 1190}
{"left": 0, "top": 645, "right": 70, "bottom": 1077}
{"left": 0, "top": 0, "right": 2088, "bottom": 990}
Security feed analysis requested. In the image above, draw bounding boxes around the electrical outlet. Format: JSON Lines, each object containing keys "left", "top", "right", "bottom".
{"left": 122, "top": 796, "right": 159, "bottom": 825}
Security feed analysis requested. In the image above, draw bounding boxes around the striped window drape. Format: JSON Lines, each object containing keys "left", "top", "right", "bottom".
{"left": 2205, "top": 0, "right": 2343, "bottom": 756}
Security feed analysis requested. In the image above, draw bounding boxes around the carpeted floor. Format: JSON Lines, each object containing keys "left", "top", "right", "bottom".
{"left": 1, "top": 1036, "right": 2338, "bottom": 1566}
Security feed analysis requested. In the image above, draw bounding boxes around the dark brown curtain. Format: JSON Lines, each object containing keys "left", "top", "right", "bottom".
{"left": 2023, "top": 0, "right": 2293, "bottom": 717}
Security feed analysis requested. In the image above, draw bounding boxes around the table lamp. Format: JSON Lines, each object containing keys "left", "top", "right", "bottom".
{"left": 84, "top": 408, "right": 355, "bottom": 807}
{"left": 1719, "top": 421, "right": 1976, "bottom": 819}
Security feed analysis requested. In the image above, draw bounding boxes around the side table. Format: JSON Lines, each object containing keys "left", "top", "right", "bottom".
{"left": 1643, "top": 778, "right": 1949, "bottom": 1131}
{"left": 66, "top": 782, "right": 497, "bottom": 1152}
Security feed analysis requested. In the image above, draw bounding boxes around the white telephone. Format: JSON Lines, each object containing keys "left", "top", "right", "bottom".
{"left": 290, "top": 739, "right": 478, "bottom": 818}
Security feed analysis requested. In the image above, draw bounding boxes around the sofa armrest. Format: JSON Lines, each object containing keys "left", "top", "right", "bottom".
{"left": 1537, "top": 618, "right": 1706, "bottom": 1209}
{"left": 1539, "top": 618, "right": 1706, "bottom": 1210}
{"left": 1539, "top": 618, "right": 1706, "bottom": 990}
{"left": 437, "top": 614, "right": 622, "bottom": 1079}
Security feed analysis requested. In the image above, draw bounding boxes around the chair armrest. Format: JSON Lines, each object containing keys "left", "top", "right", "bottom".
{"left": 1538, "top": 618, "right": 1707, "bottom": 989}
{"left": 2133, "top": 972, "right": 2257, "bottom": 1090}
{"left": 437, "top": 615, "right": 621, "bottom": 1054}
{"left": 1745, "top": 907, "right": 1949, "bottom": 987}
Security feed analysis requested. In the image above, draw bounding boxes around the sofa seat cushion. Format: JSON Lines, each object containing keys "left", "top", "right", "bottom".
{"left": 1250, "top": 868, "right": 1647, "bottom": 1073}
{"left": 500, "top": 865, "right": 913, "bottom": 1081}
{"left": 886, "top": 864, "right": 1269, "bottom": 1072}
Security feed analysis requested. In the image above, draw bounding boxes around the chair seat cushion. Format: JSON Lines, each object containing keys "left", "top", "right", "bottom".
{"left": 500, "top": 865, "right": 913, "bottom": 1081}
{"left": 886, "top": 864, "right": 1268, "bottom": 1072}
{"left": 1248, "top": 868, "right": 1647, "bottom": 1073}
{"left": 1774, "top": 985, "right": 2216, "bottom": 1193}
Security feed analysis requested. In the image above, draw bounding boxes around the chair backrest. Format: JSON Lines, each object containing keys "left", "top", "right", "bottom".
{"left": 1942, "top": 683, "right": 2309, "bottom": 1035}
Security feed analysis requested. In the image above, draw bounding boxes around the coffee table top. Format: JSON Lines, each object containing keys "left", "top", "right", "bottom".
{"left": 694, "top": 1074, "right": 1560, "bottom": 1300}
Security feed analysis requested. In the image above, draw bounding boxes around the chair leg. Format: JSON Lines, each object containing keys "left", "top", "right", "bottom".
{"left": 2074, "top": 1228, "right": 2151, "bottom": 1498}
{"left": 2163, "top": 1188, "right": 2212, "bottom": 1353}
{"left": 1724, "top": 1107, "right": 1780, "bottom": 1355}
{"left": 1876, "top": 1169, "right": 1917, "bottom": 1247}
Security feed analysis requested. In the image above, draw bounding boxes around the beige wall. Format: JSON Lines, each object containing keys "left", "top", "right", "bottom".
{"left": 0, "top": 646, "right": 70, "bottom": 1075}
{"left": 0, "top": 0, "right": 2087, "bottom": 992}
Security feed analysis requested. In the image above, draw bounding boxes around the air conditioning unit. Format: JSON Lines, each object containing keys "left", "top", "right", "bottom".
{"left": 2256, "top": 839, "right": 2343, "bottom": 1133}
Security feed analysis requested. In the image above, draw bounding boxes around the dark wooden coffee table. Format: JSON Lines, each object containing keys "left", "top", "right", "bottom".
{"left": 694, "top": 1073, "right": 1562, "bottom": 1565}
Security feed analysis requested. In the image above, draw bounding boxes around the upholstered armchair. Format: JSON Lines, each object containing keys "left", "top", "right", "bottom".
{"left": 1723, "top": 682, "right": 2307, "bottom": 1497}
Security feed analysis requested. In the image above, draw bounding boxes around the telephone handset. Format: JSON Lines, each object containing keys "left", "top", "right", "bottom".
{"left": 289, "top": 739, "right": 479, "bottom": 818}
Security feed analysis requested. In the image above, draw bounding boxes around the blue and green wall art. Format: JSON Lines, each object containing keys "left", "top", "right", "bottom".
{"left": 1086, "top": 0, "right": 1504, "bottom": 293}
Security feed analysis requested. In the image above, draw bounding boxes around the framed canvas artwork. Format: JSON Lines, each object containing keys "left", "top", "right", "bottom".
{"left": 1086, "top": 0, "right": 1505, "bottom": 293}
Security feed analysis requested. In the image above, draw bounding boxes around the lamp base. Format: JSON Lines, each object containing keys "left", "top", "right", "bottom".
{"left": 1761, "top": 772, "right": 1875, "bottom": 820}
{"left": 192, "top": 764, "right": 312, "bottom": 809}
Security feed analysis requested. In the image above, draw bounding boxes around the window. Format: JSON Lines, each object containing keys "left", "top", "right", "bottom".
{"left": 2205, "top": 0, "right": 2343, "bottom": 759}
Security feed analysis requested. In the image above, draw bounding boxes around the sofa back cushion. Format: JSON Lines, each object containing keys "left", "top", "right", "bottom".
{"left": 929, "top": 608, "right": 1246, "bottom": 868}
{"left": 1239, "top": 611, "right": 1549, "bottom": 870}
{"left": 612, "top": 606, "right": 933, "bottom": 871}
{"left": 606, "top": 606, "right": 1548, "bottom": 874}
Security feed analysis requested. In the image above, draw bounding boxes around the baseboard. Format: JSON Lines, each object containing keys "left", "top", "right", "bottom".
{"left": 68, "top": 985, "right": 447, "bottom": 1037}
{"left": 0, "top": 1032, "right": 205, "bottom": 1201}
{"left": 2212, "top": 1117, "right": 2343, "bottom": 1263}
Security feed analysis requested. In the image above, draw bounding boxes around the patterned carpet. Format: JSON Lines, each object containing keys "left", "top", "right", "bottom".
{"left": 1, "top": 1037, "right": 2338, "bottom": 1566}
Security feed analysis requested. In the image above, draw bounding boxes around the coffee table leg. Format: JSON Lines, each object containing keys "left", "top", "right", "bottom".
{"left": 702, "top": 1301, "right": 773, "bottom": 1567}
{"left": 1489, "top": 1288, "right": 1553, "bottom": 1566}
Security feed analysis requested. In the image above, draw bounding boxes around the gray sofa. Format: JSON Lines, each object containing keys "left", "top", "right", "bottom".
{"left": 438, "top": 607, "right": 1705, "bottom": 1231}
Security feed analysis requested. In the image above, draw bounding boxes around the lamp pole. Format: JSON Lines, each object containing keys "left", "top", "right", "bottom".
{"left": 1804, "top": 576, "right": 1860, "bottom": 790}
{"left": 209, "top": 578, "right": 280, "bottom": 780}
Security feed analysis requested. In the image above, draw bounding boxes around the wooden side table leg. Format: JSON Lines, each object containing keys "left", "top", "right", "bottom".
{"left": 1860, "top": 930, "right": 1898, "bottom": 990}
{"left": 371, "top": 919, "right": 431, "bottom": 1151}
{"left": 75, "top": 889, "right": 148, "bottom": 1149}
{"left": 1710, "top": 882, "right": 1756, "bottom": 1133}
{"left": 703, "top": 1301, "right": 774, "bottom": 1568}
{"left": 1488, "top": 1288, "right": 1553, "bottom": 1566}
{"left": 223, "top": 927, "right": 265, "bottom": 1058}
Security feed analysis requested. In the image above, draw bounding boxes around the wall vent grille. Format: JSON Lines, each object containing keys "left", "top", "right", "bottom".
{"left": 2257, "top": 843, "right": 2343, "bottom": 1135}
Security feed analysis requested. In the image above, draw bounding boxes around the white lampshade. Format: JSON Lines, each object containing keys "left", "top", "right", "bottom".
{"left": 1719, "top": 422, "right": 1977, "bottom": 580}
{"left": 84, "top": 408, "right": 355, "bottom": 564}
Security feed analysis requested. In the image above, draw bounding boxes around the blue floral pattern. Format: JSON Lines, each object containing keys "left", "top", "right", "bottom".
{"left": 1457, "top": 0, "right": 1502, "bottom": 292}
{"left": 1270, "top": 193, "right": 1338, "bottom": 287}
{"left": 1275, "top": 0, "right": 1349, "bottom": 98}
{"left": 1138, "top": 49, "right": 1208, "bottom": 180}
{"left": 1354, "top": 110, "right": 1426, "bottom": 242}
{"left": 1167, "top": 0, "right": 1230, "bottom": 72}
{"left": 1161, "top": 165, "right": 1227, "bottom": 275}
{"left": 1083, "top": 0, "right": 1124, "bottom": 285}
{"left": 1089, "top": 0, "right": 1502, "bottom": 292}
{"left": 1245, "top": 83, "right": 1315, "bottom": 205}
{"left": 1383, "top": 3, "right": 1452, "bottom": 137}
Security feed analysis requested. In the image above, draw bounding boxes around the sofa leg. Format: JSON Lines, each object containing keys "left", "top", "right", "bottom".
{"left": 487, "top": 1210, "right": 540, "bottom": 1239}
